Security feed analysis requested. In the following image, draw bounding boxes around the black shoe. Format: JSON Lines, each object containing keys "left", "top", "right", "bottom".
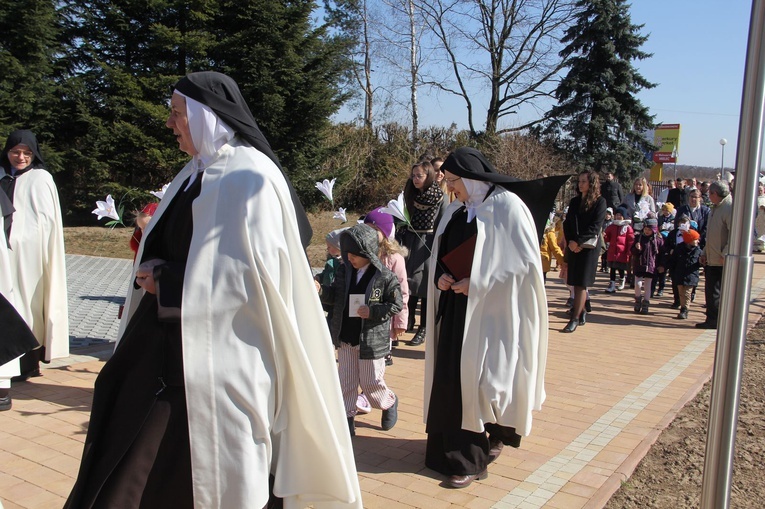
{"left": 561, "top": 319, "right": 578, "bottom": 333}
{"left": 578, "top": 311, "right": 587, "bottom": 326}
{"left": 347, "top": 417, "right": 355, "bottom": 436}
{"left": 656, "top": 290, "right": 664, "bottom": 297}
{"left": 634, "top": 297, "right": 643, "bottom": 313}
{"left": 445, "top": 469, "right": 488, "bottom": 489}
{"left": 691, "top": 292, "right": 696, "bottom": 303}
{"left": 11, "top": 367, "right": 42, "bottom": 383}
{"left": 381, "top": 395, "right": 398, "bottom": 430}
{"left": 695, "top": 321, "right": 717, "bottom": 329}
{"left": 408, "top": 327, "right": 425, "bottom": 346}
{"left": 677, "top": 308, "right": 688, "bottom": 320}
{"left": 584, "top": 299, "right": 592, "bottom": 312}
{"left": 0, "top": 394, "right": 10, "bottom": 411}
{"left": 385, "top": 354, "right": 393, "bottom": 366}
{"left": 391, "top": 340, "right": 399, "bottom": 348}
{"left": 640, "top": 300, "right": 650, "bottom": 315}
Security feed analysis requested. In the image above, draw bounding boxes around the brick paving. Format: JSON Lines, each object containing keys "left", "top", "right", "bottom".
{"left": 2, "top": 253, "right": 765, "bottom": 508}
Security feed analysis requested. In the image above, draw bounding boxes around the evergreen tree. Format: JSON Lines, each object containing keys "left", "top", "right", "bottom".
{"left": 540, "top": 0, "right": 656, "bottom": 182}
{"left": 0, "top": 0, "right": 61, "bottom": 148}
{"left": 208, "top": 0, "right": 354, "bottom": 194}
{"left": 56, "top": 0, "right": 215, "bottom": 214}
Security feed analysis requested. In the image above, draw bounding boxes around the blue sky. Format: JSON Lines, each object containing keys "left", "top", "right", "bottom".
{"left": 334, "top": 0, "right": 754, "bottom": 169}
{"left": 630, "top": 0, "right": 752, "bottom": 168}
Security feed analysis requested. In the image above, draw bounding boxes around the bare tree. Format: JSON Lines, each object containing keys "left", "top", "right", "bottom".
{"left": 374, "top": 0, "right": 433, "bottom": 145}
{"left": 418, "top": 0, "right": 576, "bottom": 136}
{"left": 325, "top": 0, "right": 379, "bottom": 129}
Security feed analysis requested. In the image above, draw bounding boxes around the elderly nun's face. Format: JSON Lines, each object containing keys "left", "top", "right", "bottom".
{"left": 166, "top": 93, "right": 198, "bottom": 156}
{"left": 444, "top": 170, "right": 468, "bottom": 202}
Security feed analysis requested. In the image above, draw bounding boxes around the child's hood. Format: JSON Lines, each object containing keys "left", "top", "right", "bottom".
{"left": 340, "top": 223, "right": 385, "bottom": 273}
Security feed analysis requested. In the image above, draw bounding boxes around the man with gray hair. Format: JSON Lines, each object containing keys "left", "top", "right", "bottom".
{"left": 696, "top": 180, "right": 733, "bottom": 329}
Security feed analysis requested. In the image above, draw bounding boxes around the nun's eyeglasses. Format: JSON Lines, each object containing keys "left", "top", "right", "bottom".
{"left": 8, "top": 149, "right": 33, "bottom": 158}
{"left": 445, "top": 176, "right": 462, "bottom": 184}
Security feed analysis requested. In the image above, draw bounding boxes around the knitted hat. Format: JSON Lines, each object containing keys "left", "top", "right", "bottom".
{"left": 363, "top": 207, "right": 395, "bottom": 239}
{"left": 645, "top": 218, "right": 658, "bottom": 232}
{"left": 614, "top": 206, "right": 628, "bottom": 219}
{"left": 606, "top": 207, "right": 614, "bottom": 216}
{"left": 325, "top": 228, "right": 348, "bottom": 250}
{"left": 662, "top": 202, "right": 675, "bottom": 213}
{"left": 682, "top": 229, "right": 700, "bottom": 243}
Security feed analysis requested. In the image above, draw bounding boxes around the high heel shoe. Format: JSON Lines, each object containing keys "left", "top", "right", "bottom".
{"left": 561, "top": 318, "right": 578, "bottom": 333}
{"left": 578, "top": 311, "right": 587, "bottom": 325}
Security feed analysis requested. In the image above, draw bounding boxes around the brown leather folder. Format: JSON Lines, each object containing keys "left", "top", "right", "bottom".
{"left": 440, "top": 233, "right": 477, "bottom": 280}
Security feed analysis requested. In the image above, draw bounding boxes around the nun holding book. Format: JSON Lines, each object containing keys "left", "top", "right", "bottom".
{"left": 423, "top": 147, "right": 566, "bottom": 489}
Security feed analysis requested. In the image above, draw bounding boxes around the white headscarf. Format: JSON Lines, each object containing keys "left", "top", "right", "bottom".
{"left": 462, "top": 178, "right": 492, "bottom": 222}
{"left": 175, "top": 90, "right": 235, "bottom": 188}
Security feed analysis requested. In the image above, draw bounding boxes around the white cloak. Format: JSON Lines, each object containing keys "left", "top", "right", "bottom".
{"left": 1, "top": 168, "right": 69, "bottom": 361}
{"left": 0, "top": 211, "right": 21, "bottom": 380}
{"left": 424, "top": 186, "right": 548, "bottom": 435}
{"left": 120, "top": 138, "right": 361, "bottom": 509}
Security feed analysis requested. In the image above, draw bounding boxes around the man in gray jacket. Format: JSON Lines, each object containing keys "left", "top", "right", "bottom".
{"left": 696, "top": 180, "right": 733, "bottom": 329}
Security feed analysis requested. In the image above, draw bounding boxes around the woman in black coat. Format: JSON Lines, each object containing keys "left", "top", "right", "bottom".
{"left": 561, "top": 170, "right": 607, "bottom": 333}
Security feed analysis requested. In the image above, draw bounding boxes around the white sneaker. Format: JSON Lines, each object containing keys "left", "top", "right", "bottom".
{"left": 606, "top": 281, "right": 616, "bottom": 293}
{"left": 356, "top": 394, "right": 372, "bottom": 414}
{"left": 619, "top": 277, "right": 626, "bottom": 290}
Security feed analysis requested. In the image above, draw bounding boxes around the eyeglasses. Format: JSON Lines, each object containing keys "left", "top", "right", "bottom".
{"left": 8, "top": 149, "right": 33, "bottom": 158}
{"left": 445, "top": 176, "right": 462, "bottom": 184}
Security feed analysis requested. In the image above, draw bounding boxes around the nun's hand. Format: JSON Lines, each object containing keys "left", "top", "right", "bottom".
{"left": 438, "top": 274, "right": 455, "bottom": 291}
{"left": 451, "top": 278, "right": 470, "bottom": 295}
{"left": 135, "top": 259, "right": 165, "bottom": 295}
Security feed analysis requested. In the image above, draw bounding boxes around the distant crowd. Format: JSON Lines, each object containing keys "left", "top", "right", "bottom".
{"left": 541, "top": 172, "right": 755, "bottom": 333}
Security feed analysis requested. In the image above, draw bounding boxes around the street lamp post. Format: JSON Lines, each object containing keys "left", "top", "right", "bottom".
{"left": 720, "top": 138, "right": 728, "bottom": 174}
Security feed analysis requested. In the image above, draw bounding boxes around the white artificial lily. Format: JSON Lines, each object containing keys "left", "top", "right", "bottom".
{"left": 151, "top": 183, "right": 170, "bottom": 200}
{"left": 315, "top": 178, "right": 336, "bottom": 205}
{"left": 92, "top": 195, "right": 120, "bottom": 221}
{"left": 636, "top": 200, "right": 651, "bottom": 220}
{"left": 333, "top": 207, "right": 347, "bottom": 223}
{"left": 380, "top": 192, "right": 410, "bottom": 223}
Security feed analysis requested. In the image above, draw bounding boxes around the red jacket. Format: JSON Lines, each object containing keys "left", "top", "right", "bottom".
{"left": 604, "top": 221, "right": 634, "bottom": 264}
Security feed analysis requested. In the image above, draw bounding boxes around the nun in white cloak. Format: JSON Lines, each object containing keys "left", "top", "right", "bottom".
{"left": 0, "top": 130, "right": 69, "bottom": 380}
{"left": 423, "top": 147, "right": 566, "bottom": 489}
{"left": 0, "top": 191, "right": 38, "bottom": 410}
{"left": 66, "top": 72, "right": 361, "bottom": 509}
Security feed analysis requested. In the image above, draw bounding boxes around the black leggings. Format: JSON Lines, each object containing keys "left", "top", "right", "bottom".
{"left": 609, "top": 267, "right": 625, "bottom": 281}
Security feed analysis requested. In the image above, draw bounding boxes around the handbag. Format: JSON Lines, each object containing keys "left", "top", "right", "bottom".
{"left": 580, "top": 236, "right": 598, "bottom": 249}
{"left": 576, "top": 214, "right": 598, "bottom": 249}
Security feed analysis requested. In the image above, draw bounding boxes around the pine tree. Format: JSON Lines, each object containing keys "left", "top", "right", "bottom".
{"left": 0, "top": 0, "right": 61, "bottom": 145}
{"left": 208, "top": 0, "right": 354, "bottom": 192}
{"left": 540, "top": 0, "right": 656, "bottom": 182}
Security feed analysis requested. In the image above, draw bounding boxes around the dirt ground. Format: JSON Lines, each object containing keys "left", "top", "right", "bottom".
{"left": 65, "top": 216, "right": 765, "bottom": 508}
{"left": 605, "top": 316, "right": 765, "bottom": 508}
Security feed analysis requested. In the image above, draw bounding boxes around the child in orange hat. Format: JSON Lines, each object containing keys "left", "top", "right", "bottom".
{"left": 669, "top": 229, "right": 702, "bottom": 319}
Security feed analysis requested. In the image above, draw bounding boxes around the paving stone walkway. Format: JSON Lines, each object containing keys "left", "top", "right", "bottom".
{"left": 2, "top": 253, "right": 765, "bottom": 508}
